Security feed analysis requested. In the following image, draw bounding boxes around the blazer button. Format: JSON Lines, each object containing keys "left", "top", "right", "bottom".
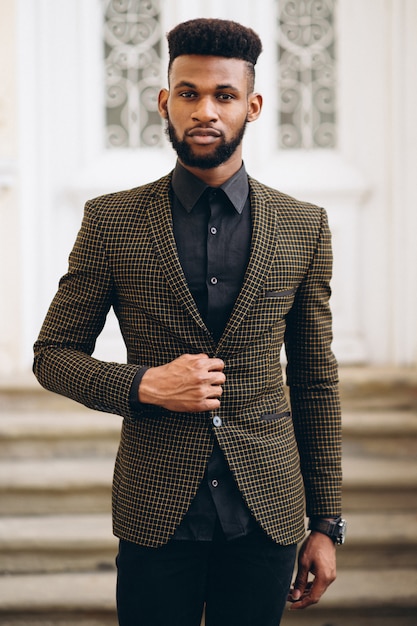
{"left": 213, "top": 415, "right": 222, "bottom": 427}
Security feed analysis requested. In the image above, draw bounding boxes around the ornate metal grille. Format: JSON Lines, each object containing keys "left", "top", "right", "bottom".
{"left": 277, "top": 0, "right": 337, "bottom": 149}
{"left": 103, "top": 0, "right": 163, "bottom": 148}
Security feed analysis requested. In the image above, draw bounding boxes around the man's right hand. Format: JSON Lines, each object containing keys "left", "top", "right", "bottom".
{"left": 138, "top": 353, "right": 226, "bottom": 413}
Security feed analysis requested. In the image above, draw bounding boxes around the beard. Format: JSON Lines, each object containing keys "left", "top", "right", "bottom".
{"left": 165, "top": 115, "right": 247, "bottom": 170}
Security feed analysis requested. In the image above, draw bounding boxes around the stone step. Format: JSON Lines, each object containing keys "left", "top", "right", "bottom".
{"left": 338, "top": 366, "right": 417, "bottom": 411}
{"left": 337, "top": 511, "right": 417, "bottom": 569}
{"left": 0, "top": 411, "right": 121, "bottom": 459}
{"left": 1, "top": 512, "right": 416, "bottom": 576}
{"left": 0, "top": 459, "right": 113, "bottom": 515}
{"left": 0, "top": 571, "right": 117, "bottom": 626}
{"left": 0, "top": 568, "right": 416, "bottom": 626}
{"left": 342, "top": 409, "right": 417, "bottom": 458}
{"left": 0, "top": 454, "right": 416, "bottom": 516}
{"left": 0, "top": 514, "right": 118, "bottom": 574}
{"left": 342, "top": 457, "right": 417, "bottom": 511}
{"left": 1, "top": 405, "right": 416, "bottom": 460}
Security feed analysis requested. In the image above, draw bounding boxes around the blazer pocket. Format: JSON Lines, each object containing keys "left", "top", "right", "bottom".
{"left": 264, "top": 288, "right": 296, "bottom": 298}
{"left": 260, "top": 411, "right": 291, "bottom": 422}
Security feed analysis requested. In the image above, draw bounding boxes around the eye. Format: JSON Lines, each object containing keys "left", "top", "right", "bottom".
{"left": 179, "top": 91, "right": 197, "bottom": 99}
{"left": 217, "top": 93, "right": 235, "bottom": 101}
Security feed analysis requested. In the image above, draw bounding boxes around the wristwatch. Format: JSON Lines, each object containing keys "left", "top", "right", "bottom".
{"left": 308, "top": 516, "right": 347, "bottom": 545}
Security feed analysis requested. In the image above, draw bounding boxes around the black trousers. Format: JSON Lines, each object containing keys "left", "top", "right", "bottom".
{"left": 116, "top": 528, "right": 297, "bottom": 626}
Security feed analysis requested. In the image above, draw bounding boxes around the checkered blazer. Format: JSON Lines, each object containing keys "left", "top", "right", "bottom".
{"left": 34, "top": 172, "right": 342, "bottom": 547}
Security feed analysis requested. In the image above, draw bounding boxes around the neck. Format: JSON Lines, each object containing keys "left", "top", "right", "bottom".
{"left": 179, "top": 153, "right": 243, "bottom": 187}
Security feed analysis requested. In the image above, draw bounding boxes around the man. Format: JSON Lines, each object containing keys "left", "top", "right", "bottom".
{"left": 34, "top": 18, "right": 344, "bottom": 626}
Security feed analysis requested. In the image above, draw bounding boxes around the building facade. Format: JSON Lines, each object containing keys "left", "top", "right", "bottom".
{"left": 1, "top": 0, "right": 416, "bottom": 377}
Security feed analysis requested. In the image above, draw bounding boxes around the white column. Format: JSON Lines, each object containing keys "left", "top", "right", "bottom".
{"left": 390, "top": 0, "right": 417, "bottom": 365}
{"left": 0, "top": 1, "right": 22, "bottom": 376}
{"left": 338, "top": 0, "right": 417, "bottom": 365}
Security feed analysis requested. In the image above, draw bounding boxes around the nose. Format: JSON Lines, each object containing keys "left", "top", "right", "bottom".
{"left": 192, "top": 96, "right": 218, "bottom": 123}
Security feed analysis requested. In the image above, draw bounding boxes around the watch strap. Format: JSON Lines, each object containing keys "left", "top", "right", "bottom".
{"left": 308, "top": 516, "right": 346, "bottom": 544}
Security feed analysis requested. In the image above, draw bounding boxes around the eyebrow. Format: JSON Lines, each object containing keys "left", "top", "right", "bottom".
{"left": 173, "top": 80, "right": 241, "bottom": 92}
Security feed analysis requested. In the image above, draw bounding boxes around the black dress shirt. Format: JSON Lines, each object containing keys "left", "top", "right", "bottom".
{"left": 131, "top": 160, "right": 258, "bottom": 541}
{"left": 171, "top": 162, "right": 251, "bottom": 343}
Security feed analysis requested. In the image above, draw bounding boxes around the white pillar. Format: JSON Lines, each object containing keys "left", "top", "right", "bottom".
{"left": 389, "top": 0, "right": 417, "bottom": 365}
{"left": 0, "top": 1, "right": 22, "bottom": 376}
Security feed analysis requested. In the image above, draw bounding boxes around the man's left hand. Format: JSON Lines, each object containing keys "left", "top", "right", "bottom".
{"left": 287, "top": 531, "right": 336, "bottom": 610}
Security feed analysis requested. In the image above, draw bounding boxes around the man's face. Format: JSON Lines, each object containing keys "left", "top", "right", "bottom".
{"left": 158, "top": 55, "right": 261, "bottom": 171}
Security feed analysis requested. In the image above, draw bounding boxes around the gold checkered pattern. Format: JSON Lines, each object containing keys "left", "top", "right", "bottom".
{"left": 33, "top": 173, "right": 342, "bottom": 548}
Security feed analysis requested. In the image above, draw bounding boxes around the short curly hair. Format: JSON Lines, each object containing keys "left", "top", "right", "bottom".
{"left": 167, "top": 18, "right": 263, "bottom": 90}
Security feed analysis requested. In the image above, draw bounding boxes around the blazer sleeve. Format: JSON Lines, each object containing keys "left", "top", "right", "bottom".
{"left": 33, "top": 200, "right": 140, "bottom": 420}
{"left": 284, "top": 207, "right": 342, "bottom": 517}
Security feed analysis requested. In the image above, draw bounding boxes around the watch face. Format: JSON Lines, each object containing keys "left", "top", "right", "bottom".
{"left": 336, "top": 519, "right": 347, "bottom": 544}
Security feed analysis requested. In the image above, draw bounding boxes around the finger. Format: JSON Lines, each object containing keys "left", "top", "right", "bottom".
{"left": 289, "top": 562, "right": 309, "bottom": 602}
{"left": 288, "top": 581, "right": 312, "bottom": 603}
{"left": 207, "top": 384, "right": 223, "bottom": 398}
{"left": 206, "top": 358, "right": 225, "bottom": 372}
{"left": 289, "top": 577, "right": 330, "bottom": 610}
{"left": 210, "top": 373, "right": 226, "bottom": 386}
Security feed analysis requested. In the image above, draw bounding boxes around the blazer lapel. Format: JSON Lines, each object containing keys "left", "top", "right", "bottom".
{"left": 217, "top": 179, "right": 278, "bottom": 351}
{"left": 145, "top": 177, "right": 214, "bottom": 345}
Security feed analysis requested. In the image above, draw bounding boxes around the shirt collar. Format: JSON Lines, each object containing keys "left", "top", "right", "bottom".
{"left": 171, "top": 160, "right": 249, "bottom": 214}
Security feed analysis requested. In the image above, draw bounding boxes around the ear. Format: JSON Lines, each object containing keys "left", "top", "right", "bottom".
{"left": 247, "top": 93, "right": 263, "bottom": 123}
{"left": 158, "top": 88, "right": 169, "bottom": 119}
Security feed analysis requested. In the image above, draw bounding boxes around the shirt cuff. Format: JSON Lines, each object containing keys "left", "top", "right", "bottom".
{"left": 129, "top": 366, "right": 150, "bottom": 413}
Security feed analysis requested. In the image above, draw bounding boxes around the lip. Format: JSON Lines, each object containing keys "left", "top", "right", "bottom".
{"left": 186, "top": 127, "right": 222, "bottom": 146}
{"left": 187, "top": 127, "right": 222, "bottom": 138}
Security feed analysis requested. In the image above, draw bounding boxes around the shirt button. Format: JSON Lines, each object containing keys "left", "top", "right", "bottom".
{"left": 210, "top": 227, "right": 217, "bottom": 235}
{"left": 210, "top": 277, "right": 218, "bottom": 285}
{"left": 211, "top": 479, "right": 219, "bottom": 488}
{"left": 213, "top": 415, "right": 222, "bottom": 427}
